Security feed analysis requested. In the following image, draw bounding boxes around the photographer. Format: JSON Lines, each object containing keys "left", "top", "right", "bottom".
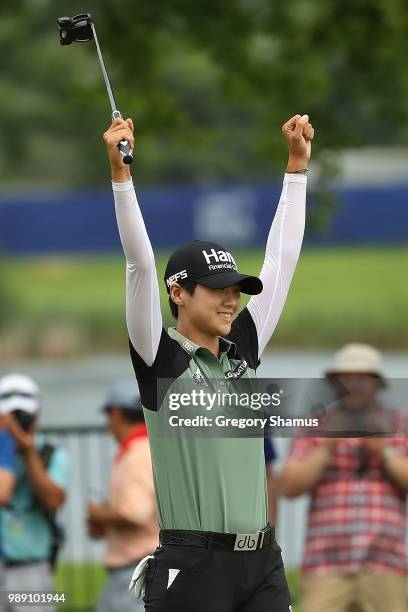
{"left": 0, "top": 431, "right": 15, "bottom": 507}
{"left": 0, "top": 374, "right": 69, "bottom": 612}
{"left": 0, "top": 428, "right": 16, "bottom": 612}
{"left": 280, "top": 344, "right": 408, "bottom": 612}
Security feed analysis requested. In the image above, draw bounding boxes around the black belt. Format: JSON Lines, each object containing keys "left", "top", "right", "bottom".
{"left": 160, "top": 524, "right": 275, "bottom": 552}
{"left": 4, "top": 559, "right": 45, "bottom": 568}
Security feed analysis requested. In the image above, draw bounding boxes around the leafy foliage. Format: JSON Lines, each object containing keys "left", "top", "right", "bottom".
{"left": 0, "top": 0, "right": 407, "bottom": 187}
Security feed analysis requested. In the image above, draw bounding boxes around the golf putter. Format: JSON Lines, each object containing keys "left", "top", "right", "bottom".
{"left": 58, "top": 14, "right": 133, "bottom": 164}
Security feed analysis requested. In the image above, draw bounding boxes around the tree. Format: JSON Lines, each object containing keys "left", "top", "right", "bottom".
{"left": 0, "top": 0, "right": 407, "bottom": 188}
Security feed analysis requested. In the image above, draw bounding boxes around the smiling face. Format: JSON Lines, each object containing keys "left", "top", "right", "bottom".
{"left": 175, "top": 283, "right": 241, "bottom": 338}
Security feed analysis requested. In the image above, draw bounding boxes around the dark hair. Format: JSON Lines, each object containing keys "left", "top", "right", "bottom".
{"left": 120, "top": 408, "right": 144, "bottom": 424}
{"left": 105, "top": 406, "right": 144, "bottom": 424}
{"left": 168, "top": 281, "right": 197, "bottom": 319}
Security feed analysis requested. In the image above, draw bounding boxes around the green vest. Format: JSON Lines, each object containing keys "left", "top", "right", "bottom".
{"left": 129, "top": 307, "right": 268, "bottom": 533}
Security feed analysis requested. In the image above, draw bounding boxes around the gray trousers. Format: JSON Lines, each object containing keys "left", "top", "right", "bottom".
{"left": 0, "top": 561, "right": 5, "bottom": 612}
{"left": 2, "top": 562, "right": 54, "bottom": 612}
{"left": 96, "top": 565, "right": 145, "bottom": 612}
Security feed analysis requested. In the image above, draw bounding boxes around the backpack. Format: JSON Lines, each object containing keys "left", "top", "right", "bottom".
{"left": 39, "top": 443, "right": 65, "bottom": 571}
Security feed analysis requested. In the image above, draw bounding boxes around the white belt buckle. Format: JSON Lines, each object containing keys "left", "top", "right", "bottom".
{"left": 233, "top": 531, "right": 263, "bottom": 552}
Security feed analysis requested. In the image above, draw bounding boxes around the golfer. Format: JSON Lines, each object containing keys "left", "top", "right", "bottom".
{"left": 104, "top": 113, "right": 314, "bottom": 611}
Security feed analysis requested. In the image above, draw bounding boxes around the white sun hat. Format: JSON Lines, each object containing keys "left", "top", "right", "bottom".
{"left": 0, "top": 374, "right": 41, "bottom": 415}
{"left": 325, "top": 343, "right": 386, "bottom": 386}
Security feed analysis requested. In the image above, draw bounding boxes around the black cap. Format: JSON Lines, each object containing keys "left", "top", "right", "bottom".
{"left": 164, "top": 240, "right": 263, "bottom": 295}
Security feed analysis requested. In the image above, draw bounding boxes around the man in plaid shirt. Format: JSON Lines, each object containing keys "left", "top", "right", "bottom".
{"left": 280, "top": 344, "right": 408, "bottom": 612}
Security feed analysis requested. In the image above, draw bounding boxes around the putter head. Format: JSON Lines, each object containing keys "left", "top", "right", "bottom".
{"left": 58, "top": 14, "right": 94, "bottom": 45}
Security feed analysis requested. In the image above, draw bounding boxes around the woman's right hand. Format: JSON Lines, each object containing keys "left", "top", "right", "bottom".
{"left": 103, "top": 117, "right": 134, "bottom": 182}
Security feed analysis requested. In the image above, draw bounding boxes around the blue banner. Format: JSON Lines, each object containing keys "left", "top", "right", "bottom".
{"left": 0, "top": 181, "right": 407, "bottom": 254}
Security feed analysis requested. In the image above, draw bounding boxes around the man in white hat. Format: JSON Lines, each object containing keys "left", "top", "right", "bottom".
{"left": 0, "top": 374, "right": 69, "bottom": 612}
{"left": 0, "top": 419, "right": 16, "bottom": 612}
{"left": 280, "top": 344, "right": 408, "bottom": 612}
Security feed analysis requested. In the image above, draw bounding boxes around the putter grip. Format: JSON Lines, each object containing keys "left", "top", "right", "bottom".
{"left": 119, "top": 140, "right": 133, "bottom": 165}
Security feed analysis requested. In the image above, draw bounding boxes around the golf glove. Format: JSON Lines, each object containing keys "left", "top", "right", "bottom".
{"left": 129, "top": 555, "right": 154, "bottom": 598}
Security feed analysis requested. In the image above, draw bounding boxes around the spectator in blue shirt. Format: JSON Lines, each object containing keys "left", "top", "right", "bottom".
{"left": 0, "top": 374, "right": 69, "bottom": 612}
{"left": 0, "top": 430, "right": 16, "bottom": 507}
{"left": 0, "top": 428, "right": 16, "bottom": 603}
{"left": 0, "top": 428, "right": 15, "bottom": 580}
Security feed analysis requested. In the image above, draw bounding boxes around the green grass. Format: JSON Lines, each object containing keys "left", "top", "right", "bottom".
{"left": 1, "top": 247, "right": 408, "bottom": 355}
{"left": 54, "top": 562, "right": 107, "bottom": 611}
{"left": 275, "top": 246, "right": 408, "bottom": 347}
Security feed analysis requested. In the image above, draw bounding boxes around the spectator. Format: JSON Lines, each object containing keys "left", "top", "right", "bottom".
{"left": 280, "top": 344, "right": 408, "bottom": 612}
{"left": 87, "top": 379, "right": 159, "bottom": 612}
{"left": 0, "top": 428, "right": 16, "bottom": 612}
{"left": 0, "top": 430, "right": 15, "bottom": 507}
{"left": 0, "top": 374, "right": 69, "bottom": 612}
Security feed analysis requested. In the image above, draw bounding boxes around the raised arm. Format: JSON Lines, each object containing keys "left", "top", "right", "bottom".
{"left": 247, "top": 114, "right": 314, "bottom": 357}
{"left": 104, "top": 118, "right": 162, "bottom": 366}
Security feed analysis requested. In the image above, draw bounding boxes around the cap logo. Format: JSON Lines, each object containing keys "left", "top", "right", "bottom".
{"left": 202, "top": 249, "right": 237, "bottom": 270}
{"left": 166, "top": 269, "right": 188, "bottom": 287}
